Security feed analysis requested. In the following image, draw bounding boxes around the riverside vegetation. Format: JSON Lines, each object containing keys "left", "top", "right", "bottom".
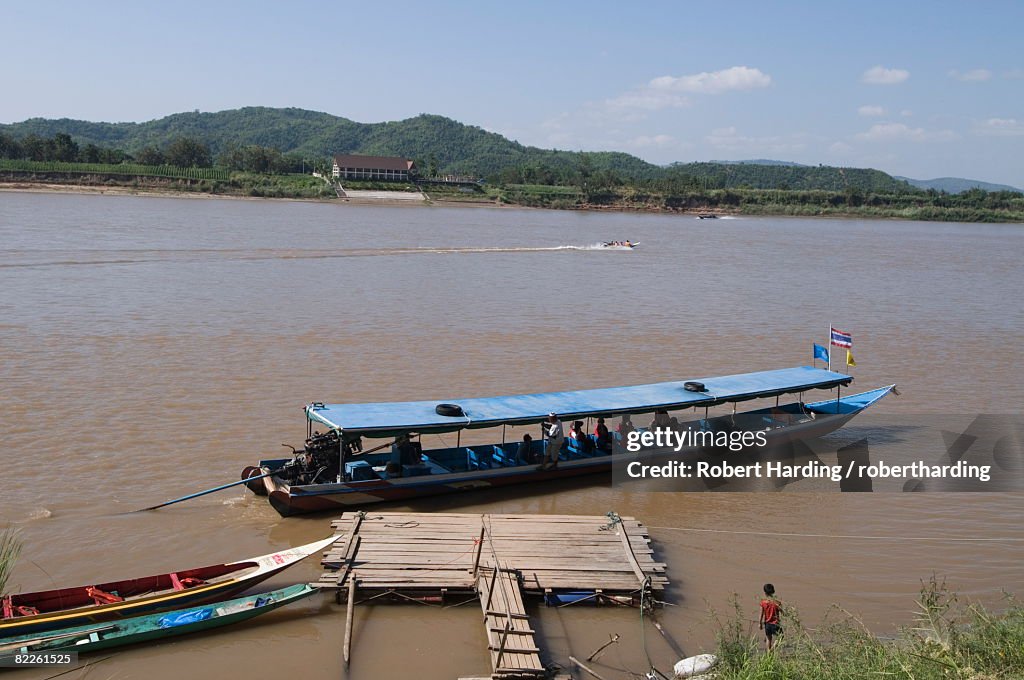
{"left": 1, "top": 122, "right": 1022, "bottom": 221}
{"left": 0, "top": 528, "right": 20, "bottom": 599}
{"left": 712, "top": 578, "right": 1024, "bottom": 679}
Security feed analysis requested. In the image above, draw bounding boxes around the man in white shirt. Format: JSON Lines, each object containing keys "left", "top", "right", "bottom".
{"left": 542, "top": 412, "right": 564, "bottom": 469}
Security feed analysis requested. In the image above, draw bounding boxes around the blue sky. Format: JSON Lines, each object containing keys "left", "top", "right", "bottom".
{"left": 5, "top": 1, "right": 1023, "bottom": 187}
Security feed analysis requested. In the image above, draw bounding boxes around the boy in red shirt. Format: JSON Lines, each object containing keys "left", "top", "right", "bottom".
{"left": 759, "top": 583, "right": 782, "bottom": 651}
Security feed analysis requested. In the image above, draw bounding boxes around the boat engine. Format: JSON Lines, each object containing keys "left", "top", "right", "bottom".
{"left": 283, "top": 430, "right": 341, "bottom": 485}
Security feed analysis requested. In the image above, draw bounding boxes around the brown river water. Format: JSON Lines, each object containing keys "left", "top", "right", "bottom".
{"left": 1, "top": 192, "right": 1022, "bottom": 679}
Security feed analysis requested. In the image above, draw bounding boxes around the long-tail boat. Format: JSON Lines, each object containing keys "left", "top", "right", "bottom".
{"left": 0, "top": 537, "right": 335, "bottom": 638}
{"left": 241, "top": 366, "right": 895, "bottom": 516}
{"left": 0, "top": 584, "right": 316, "bottom": 659}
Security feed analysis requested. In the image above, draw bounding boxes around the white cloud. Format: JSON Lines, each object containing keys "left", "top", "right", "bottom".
{"left": 1003, "top": 69, "right": 1024, "bottom": 80}
{"left": 602, "top": 66, "right": 770, "bottom": 115}
{"left": 540, "top": 113, "right": 569, "bottom": 131}
{"left": 705, "top": 126, "right": 808, "bottom": 154}
{"left": 855, "top": 122, "right": 956, "bottom": 142}
{"left": 829, "top": 141, "right": 854, "bottom": 154}
{"left": 949, "top": 69, "right": 993, "bottom": 82}
{"left": 649, "top": 66, "right": 772, "bottom": 94}
{"left": 627, "top": 134, "right": 676, "bottom": 148}
{"left": 858, "top": 105, "right": 886, "bottom": 117}
{"left": 603, "top": 90, "right": 690, "bottom": 112}
{"left": 900, "top": 109, "right": 913, "bottom": 117}
{"left": 973, "top": 118, "right": 1024, "bottom": 137}
{"left": 861, "top": 66, "right": 910, "bottom": 85}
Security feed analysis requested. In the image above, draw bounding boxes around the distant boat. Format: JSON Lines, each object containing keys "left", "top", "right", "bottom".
{"left": 601, "top": 241, "right": 639, "bottom": 248}
{"left": 697, "top": 213, "right": 718, "bottom": 219}
{"left": 0, "top": 537, "right": 335, "bottom": 638}
{"left": 242, "top": 366, "right": 895, "bottom": 516}
{"left": 0, "top": 584, "right": 316, "bottom": 660}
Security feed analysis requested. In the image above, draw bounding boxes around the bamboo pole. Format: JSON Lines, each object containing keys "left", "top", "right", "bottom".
{"left": 570, "top": 656, "right": 612, "bottom": 680}
{"left": 471, "top": 525, "right": 485, "bottom": 578}
{"left": 586, "top": 633, "right": 620, "bottom": 662}
{"left": 343, "top": 572, "right": 358, "bottom": 666}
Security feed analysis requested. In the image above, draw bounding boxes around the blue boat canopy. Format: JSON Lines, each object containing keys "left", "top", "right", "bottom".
{"left": 306, "top": 366, "right": 853, "bottom": 438}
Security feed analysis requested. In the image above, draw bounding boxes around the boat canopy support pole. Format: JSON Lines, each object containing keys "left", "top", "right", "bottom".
{"left": 338, "top": 431, "right": 345, "bottom": 483}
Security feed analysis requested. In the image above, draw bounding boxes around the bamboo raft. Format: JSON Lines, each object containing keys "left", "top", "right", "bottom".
{"left": 316, "top": 512, "right": 667, "bottom": 679}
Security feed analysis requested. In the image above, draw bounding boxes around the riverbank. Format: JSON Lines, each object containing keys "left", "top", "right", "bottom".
{"left": 713, "top": 580, "right": 1024, "bottom": 679}
{"left": 3, "top": 173, "right": 1023, "bottom": 223}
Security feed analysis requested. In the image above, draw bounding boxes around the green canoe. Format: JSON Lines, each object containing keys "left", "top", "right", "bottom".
{"left": 0, "top": 584, "right": 317, "bottom": 658}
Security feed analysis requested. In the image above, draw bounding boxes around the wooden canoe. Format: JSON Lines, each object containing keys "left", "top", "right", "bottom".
{"left": 0, "top": 584, "right": 317, "bottom": 658}
{"left": 0, "top": 536, "right": 336, "bottom": 638}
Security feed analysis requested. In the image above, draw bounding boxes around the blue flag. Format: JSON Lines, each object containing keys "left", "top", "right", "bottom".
{"left": 813, "top": 343, "right": 829, "bottom": 364}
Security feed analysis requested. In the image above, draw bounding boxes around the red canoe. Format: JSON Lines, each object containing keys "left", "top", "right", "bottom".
{"left": 0, "top": 536, "right": 337, "bottom": 638}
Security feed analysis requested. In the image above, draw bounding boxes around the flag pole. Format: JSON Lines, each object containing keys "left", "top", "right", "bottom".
{"left": 827, "top": 322, "right": 832, "bottom": 372}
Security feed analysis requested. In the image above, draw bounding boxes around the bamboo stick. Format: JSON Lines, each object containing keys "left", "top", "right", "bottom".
{"left": 343, "top": 572, "right": 357, "bottom": 666}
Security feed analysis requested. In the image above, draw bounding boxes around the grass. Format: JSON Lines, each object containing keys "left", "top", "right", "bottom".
{"left": 711, "top": 577, "right": 1024, "bottom": 679}
{"left": 0, "top": 527, "right": 21, "bottom": 597}
{"left": 504, "top": 183, "right": 581, "bottom": 196}
{"left": 0, "top": 158, "right": 229, "bottom": 180}
{"left": 227, "top": 172, "right": 335, "bottom": 198}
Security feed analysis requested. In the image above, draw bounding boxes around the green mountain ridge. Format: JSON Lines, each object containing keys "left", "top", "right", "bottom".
{"left": 716, "top": 161, "right": 1020, "bottom": 194}
{"left": 893, "top": 175, "right": 1022, "bottom": 194}
{"left": 0, "top": 106, "right": 1001, "bottom": 194}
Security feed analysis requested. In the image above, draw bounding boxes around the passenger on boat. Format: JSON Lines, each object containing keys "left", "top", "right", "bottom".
{"left": 542, "top": 413, "right": 563, "bottom": 469}
{"left": 653, "top": 410, "right": 672, "bottom": 430}
{"left": 571, "top": 421, "right": 595, "bottom": 454}
{"left": 518, "top": 433, "right": 534, "bottom": 464}
{"left": 594, "top": 417, "right": 613, "bottom": 453}
{"left": 617, "top": 414, "right": 635, "bottom": 438}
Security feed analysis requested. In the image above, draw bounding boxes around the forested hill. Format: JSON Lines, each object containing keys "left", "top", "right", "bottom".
{"left": 1, "top": 106, "right": 910, "bottom": 191}
{"left": 667, "top": 162, "right": 905, "bottom": 192}
{"left": 894, "top": 175, "right": 1023, "bottom": 194}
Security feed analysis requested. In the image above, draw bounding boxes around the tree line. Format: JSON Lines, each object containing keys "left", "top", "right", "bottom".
{"left": 0, "top": 131, "right": 323, "bottom": 174}
{"left": 1, "top": 130, "right": 1020, "bottom": 220}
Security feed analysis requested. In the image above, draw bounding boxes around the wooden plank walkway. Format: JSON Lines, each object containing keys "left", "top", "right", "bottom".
{"left": 318, "top": 511, "right": 667, "bottom": 595}
{"left": 316, "top": 512, "right": 667, "bottom": 680}
{"left": 477, "top": 566, "right": 543, "bottom": 679}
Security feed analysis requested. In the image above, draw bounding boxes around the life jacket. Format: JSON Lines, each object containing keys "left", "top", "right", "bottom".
{"left": 170, "top": 573, "right": 206, "bottom": 590}
{"left": 2, "top": 596, "right": 39, "bottom": 618}
{"left": 85, "top": 586, "right": 124, "bottom": 605}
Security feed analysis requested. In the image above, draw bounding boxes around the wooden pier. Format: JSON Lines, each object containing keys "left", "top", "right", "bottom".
{"left": 317, "top": 511, "right": 667, "bottom": 680}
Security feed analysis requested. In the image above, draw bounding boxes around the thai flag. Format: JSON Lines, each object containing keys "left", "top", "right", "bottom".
{"left": 830, "top": 327, "right": 852, "bottom": 348}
